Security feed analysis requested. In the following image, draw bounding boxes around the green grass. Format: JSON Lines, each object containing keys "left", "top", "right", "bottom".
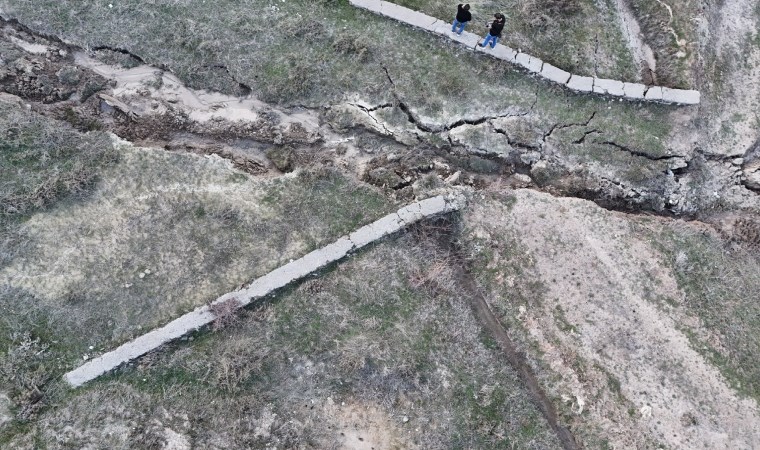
{"left": 0, "top": 135, "right": 397, "bottom": 436}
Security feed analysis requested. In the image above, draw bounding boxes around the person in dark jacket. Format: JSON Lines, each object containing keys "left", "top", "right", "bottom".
{"left": 451, "top": 4, "right": 471, "bottom": 35}
{"left": 479, "top": 13, "right": 505, "bottom": 49}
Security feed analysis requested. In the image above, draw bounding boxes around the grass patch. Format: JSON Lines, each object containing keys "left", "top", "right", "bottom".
{"left": 394, "top": 0, "right": 638, "bottom": 80}
{"left": 0, "top": 100, "right": 117, "bottom": 223}
{"left": 627, "top": 0, "right": 697, "bottom": 87}
{"left": 653, "top": 226, "right": 760, "bottom": 403}
{"left": 1, "top": 238, "right": 562, "bottom": 448}
{"left": 0, "top": 140, "right": 396, "bottom": 436}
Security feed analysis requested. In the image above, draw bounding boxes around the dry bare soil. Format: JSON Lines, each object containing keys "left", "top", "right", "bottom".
{"left": 0, "top": 0, "right": 759, "bottom": 448}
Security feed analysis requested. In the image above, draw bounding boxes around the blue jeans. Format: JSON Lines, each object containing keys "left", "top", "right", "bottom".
{"left": 481, "top": 34, "right": 498, "bottom": 48}
{"left": 451, "top": 19, "right": 467, "bottom": 34}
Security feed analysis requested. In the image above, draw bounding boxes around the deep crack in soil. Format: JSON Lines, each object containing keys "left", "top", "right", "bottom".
{"left": 1, "top": 14, "right": 756, "bottom": 225}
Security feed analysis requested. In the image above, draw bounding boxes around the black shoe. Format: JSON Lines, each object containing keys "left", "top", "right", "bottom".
{"left": 478, "top": 43, "right": 485, "bottom": 47}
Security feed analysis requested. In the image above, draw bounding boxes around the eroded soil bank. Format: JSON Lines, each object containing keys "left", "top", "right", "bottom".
{"left": 1, "top": 2, "right": 760, "bottom": 448}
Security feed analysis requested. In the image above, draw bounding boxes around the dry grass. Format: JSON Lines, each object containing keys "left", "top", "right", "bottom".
{"left": 0, "top": 99, "right": 118, "bottom": 220}
{"left": 0, "top": 133, "right": 396, "bottom": 443}
{"left": 657, "top": 224, "right": 760, "bottom": 402}
{"left": 208, "top": 297, "right": 243, "bottom": 332}
{"left": 394, "top": 0, "right": 638, "bottom": 80}
{"left": 1, "top": 235, "right": 562, "bottom": 448}
{"left": 627, "top": 0, "right": 698, "bottom": 87}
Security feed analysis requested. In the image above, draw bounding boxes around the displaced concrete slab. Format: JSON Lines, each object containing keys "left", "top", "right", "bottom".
{"left": 661, "top": 87, "right": 700, "bottom": 105}
{"left": 514, "top": 52, "right": 531, "bottom": 70}
{"left": 64, "top": 307, "right": 215, "bottom": 387}
{"left": 623, "top": 82, "right": 647, "bottom": 100}
{"left": 63, "top": 193, "right": 466, "bottom": 387}
{"left": 429, "top": 19, "right": 453, "bottom": 36}
{"left": 540, "top": 63, "right": 571, "bottom": 84}
{"left": 490, "top": 44, "right": 517, "bottom": 61}
{"left": 593, "top": 78, "right": 625, "bottom": 96}
{"left": 645, "top": 86, "right": 664, "bottom": 101}
{"left": 348, "top": 222, "right": 383, "bottom": 249}
{"left": 283, "top": 237, "right": 354, "bottom": 279}
{"left": 525, "top": 55, "right": 543, "bottom": 73}
{"left": 347, "top": 212, "right": 404, "bottom": 249}
{"left": 397, "top": 203, "right": 424, "bottom": 224}
{"left": 416, "top": 195, "right": 448, "bottom": 218}
{"left": 567, "top": 75, "right": 594, "bottom": 92}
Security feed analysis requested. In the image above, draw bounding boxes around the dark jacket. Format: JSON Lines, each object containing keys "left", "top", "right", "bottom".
{"left": 489, "top": 17, "right": 505, "bottom": 37}
{"left": 456, "top": 4, "right": 472, "bottom": 22}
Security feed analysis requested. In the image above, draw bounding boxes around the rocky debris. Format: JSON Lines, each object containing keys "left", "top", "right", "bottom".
{"left": 0, "top": 8, "right": 752, "bottom": 220}
{"left": 366, "top": 167, "right": 406, "bottom": 189}
{"left": 55, "top": 65, "right": 80, "bottom": 85}
{"left": 98, "top": 93, "right": 138, "bottom": 118}
{"left": 1, "top": 55, "right": 73, "bottom": 102}
{"left": 466, "top": 156, "right": 502, "bottom": 174}
{"left": 445, "top": 171, "right": 461, "bottom": 184}
{"left": 511, "top": 173, "right": 533, "bottom": 187}
{"left": 0, "top": 27, "right": 110, "bottom": 103}
{"left": 742, "top": 159, "right": 760, "bottom": 191}
{"left": 166, "top": 142, "right": 268, "bottom": 175}
{"left": 266, "top": 146, "right": 294, "bottom": 172}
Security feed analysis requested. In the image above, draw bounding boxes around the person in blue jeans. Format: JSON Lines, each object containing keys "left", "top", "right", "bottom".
{"left": 479, "top": 13, "right": 505, "bottom": 49}
{"left": 451, "top": 4, "right": 471, "bottom": 35}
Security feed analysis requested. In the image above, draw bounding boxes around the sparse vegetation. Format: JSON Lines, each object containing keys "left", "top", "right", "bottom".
{"left": 0, "top": 100, "right": 117, "bottom": 220}
{"left": 395, "top": 0, "right": 638, "bottom": 80}
{"left": 627, "top": 0, "right": 697, "bottom": 87}
{"left": 0, "top": 124, "right": 397, "bottom": 444}
{"left": 0, "top": 0, "right": 759, "bottom": 446}
{"left": 654, "top": 226, "right": 760, "bottom": 403}
{"left": 0, "top": 235, "right": 563, "bottom": 449}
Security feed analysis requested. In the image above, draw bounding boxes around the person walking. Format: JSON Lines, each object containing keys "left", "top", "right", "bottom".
{"left": 479, "top": 13, "right": 506, "bottom": 49}
{"left": 451, "top": 4, "right": 472, "bottom": 35}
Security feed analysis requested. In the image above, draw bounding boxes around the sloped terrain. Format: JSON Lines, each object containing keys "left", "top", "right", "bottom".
{"left": 0, "top": 0, "right": 759, "bottom": 448}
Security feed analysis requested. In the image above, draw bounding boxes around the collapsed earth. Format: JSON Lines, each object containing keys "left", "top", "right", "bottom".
{"left": 1, "top": 0, "right": 759, "bottom": 448}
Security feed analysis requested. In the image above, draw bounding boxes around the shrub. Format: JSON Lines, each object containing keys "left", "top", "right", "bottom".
{"left": 208, "top": 297, "right": 243, "bottom": 332}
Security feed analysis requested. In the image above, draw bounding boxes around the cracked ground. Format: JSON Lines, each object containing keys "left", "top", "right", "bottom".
{"left": 0, "top": 0, "right": 760, "bottom": 448}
